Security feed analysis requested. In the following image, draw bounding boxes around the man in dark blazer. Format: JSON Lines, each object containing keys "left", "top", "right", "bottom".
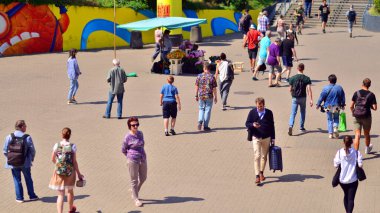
{"left": 245, "top": 97, "right": 275, "bottom": 184}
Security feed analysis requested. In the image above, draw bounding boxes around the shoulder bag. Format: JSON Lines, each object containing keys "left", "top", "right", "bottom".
{"left": 356, "top": 151, "right": 366, "bottom": 181}
{"left": 332, "top": 150, "right": 341, "bottom": 187}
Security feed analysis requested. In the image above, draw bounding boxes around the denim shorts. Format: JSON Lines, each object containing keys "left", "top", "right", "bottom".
{"left": 282, "top": 56, "right": 293, "bottom": 67}
{"left": 268, "top": 64, "right": 282, "bottom": 74}
{"left": 256, "top": 56, "right": 266, "bottom": 66}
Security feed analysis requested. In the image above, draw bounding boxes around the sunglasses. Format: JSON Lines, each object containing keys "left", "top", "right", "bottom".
{"left": 130, "top": 123, "right": 140, "bottom": 127}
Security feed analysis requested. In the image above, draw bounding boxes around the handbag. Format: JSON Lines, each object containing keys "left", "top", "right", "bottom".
{"left": 319, "top": 85, "right": 334, "bottom": 113}
{"left": 332, "top": 149, "right": 341, "bottom": 187}
{"left": 338, "top": 111, "right": 347, "bottom": 132}
{"left": 332, "top": 165, "right": 341, "bottom": 187}
{"left": 76, "top": 178, "right": 86, "bottom": 187}
{"left": 356, "top": 151, "right": 366, "bottom": 181}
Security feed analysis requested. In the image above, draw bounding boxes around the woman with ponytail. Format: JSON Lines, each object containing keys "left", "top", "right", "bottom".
{"left": 333, "top": 135, "right": 363, "bottom": 213}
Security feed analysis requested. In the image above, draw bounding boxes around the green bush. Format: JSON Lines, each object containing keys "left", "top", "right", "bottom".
{"left": 369, "top": 6, "right": 380, "bottom": 16}
{"left": 374, "top": 0, "right": 380, "bottom": 12}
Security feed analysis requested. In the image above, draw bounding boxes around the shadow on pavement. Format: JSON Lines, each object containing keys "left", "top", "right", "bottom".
{"left": 299, "top": 57, "right": 318, "bottom": 61}
{"left": 127, "top": 211, "right": 141, "bottom": 213}
{"left": 77, "top": 101, "right": 107, "bottom": 105}
{"left": 353, "top": 35, "right": 373, "bottom": 38}
{"left": 178, "top": 126, "right": 246, "bottom": 135}
{"left": 141, "top": 196, "right": 204, "bottom": 205}
{"left": 40, "top": 194, "right": 90, "bottom": 203}
{"left": 293, "top": 128, "right": 327, "bottom": 136}
{"left": 311, "top": 79, "right": 328, "bottom": 83}
{"left": 229, "top": 106, "right": 253, "bottom": 110}
{"left": 198, "top": 42, "right": 232, "bottom": 46}
{"left": 260, "top": 174, "right": 324, "bottom": 186}
{"left": 363, "top": 152, "right": 380, "bottom": 161}
{"left": 135, "top": 114, "right": 162, "bottom": 119}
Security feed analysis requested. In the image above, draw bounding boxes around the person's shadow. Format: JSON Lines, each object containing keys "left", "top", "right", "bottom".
{"left": 259, "top": 174, "right": 324, "bottom": 186}
{"left": 40, "top": 195, "right": 90, "bottom": 203}
{"left": 141, "top": 196, "right": 204, "bottom": 205}
{"left": 363, "top": 152, "right": 380, "bottom": 161}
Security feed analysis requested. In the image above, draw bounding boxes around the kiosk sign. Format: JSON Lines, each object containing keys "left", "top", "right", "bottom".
{"left": 158, "top": 4, "right": 170, "bottom": 17}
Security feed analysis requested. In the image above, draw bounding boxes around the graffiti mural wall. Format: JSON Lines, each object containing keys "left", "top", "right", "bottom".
{"left": 0, "top": 2, "right": 260, "bottom": 56}
{"left": 0, "top": 3, "right": 69, "bottom": 56}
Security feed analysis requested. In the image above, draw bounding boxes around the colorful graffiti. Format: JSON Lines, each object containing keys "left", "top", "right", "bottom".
{"left": 0, "top": 3, "right": 69, "bottom": 56}
{"left": 0, "top": 2, "right": 260, "bottom": 56}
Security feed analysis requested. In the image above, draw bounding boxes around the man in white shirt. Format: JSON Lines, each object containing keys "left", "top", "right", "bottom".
{"left": 215, "top": 53, "right": 233, "bottom": 110}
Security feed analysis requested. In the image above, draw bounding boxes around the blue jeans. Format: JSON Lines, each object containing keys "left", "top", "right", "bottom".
{"left": 327, "top": 111, "right": 339, "bottom": 133}
{"left": 304, "top": 2, "right": 312, "bottom": 17}
{"left": 11, "top": 167, "right": 37, "bottom": 200}
{"left": 105, "top": 92, "right": 124, "bottom": 118}
{"left": 68, "top": 79, "right": 79, "bottom": 100}
{"left": 152, "top": 42, "right": 160, "bottom": 60}
{"left": 289, "top": 97, "right": 306, "bottom": 129}
{"left": 198, "top": 98, "right": 213, "bottom": 127}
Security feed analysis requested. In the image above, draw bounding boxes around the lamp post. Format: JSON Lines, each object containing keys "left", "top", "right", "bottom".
{"left": 113, "top": 0, "right": 116, "bottom": 59}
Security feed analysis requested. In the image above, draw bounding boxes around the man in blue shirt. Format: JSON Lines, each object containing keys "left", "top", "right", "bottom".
{"left": 252, "top": 31, "right": 271, "bottom": 81}
{"left": 316, "top": 74, "right": 346, "bottom": 139}
{"left": 160, "top": 75, "right": 181, "bottom": 136}
{"left": 3, "top": 120, "right": 38, "bottom": 203}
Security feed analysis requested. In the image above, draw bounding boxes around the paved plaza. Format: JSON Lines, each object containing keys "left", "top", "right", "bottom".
{"left": 0, "top": 27, "right": 380, "bottom": 213}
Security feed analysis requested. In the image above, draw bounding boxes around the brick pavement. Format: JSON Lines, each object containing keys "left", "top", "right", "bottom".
{"left": 0, "top": 27, "right": 379, "bottom": 213}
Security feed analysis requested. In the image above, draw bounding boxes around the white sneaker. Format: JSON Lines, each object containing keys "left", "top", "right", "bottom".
{"left": 329, "top": 134, "right": 333, "bottom": 139}
{"left": 135, "top": 199, "right": 143, "bottom": 207}
{"left": 365, "top": 144, "right": 373, "bottom": 154}
{"left": 333, "top": 127, "right": 339, "bottom": 138}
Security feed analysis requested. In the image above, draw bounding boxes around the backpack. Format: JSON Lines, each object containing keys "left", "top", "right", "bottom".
{"left": 151, "top": 61, "right": 163, "bottom": 74}
{"left": 292, "top": 77, "right": 306, "bottom": 97}
{"left": 348, "top": 11, "right": 356, "bottom": 22}
{"left": 7, "top": 134, "right": 29, "bottom": 167}
{"left": 227, "top": 63, "right": 234, "bottom": 81}
{"left": 55, "top": 143, "right": 74, "bottom": 176}
{"left": 353, "top": 91, "right": 372, "bottom": 118}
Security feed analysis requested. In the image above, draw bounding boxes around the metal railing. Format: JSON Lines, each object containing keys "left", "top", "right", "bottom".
{"left": 362, "top": 0, "right": 373, "bottom": 27}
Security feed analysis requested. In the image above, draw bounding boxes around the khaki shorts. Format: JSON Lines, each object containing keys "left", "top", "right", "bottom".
{"left": 353, "top": 116, "right": 372, "bottom": 131}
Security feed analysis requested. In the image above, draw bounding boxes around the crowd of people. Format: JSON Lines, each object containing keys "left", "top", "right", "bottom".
{"left": 1, "top": 4, "right": 376, "bottom": 213}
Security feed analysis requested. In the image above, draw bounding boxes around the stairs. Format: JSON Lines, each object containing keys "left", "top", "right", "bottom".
{"left": 270, "top": 0, "right": 369, "bottom": 28}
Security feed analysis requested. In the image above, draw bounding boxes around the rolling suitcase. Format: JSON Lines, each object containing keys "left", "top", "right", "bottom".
{"left": 269, "top": 145, "right": 283, "bottom": 172}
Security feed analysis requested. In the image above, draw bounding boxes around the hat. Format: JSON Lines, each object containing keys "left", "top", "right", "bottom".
{"left": 249, "top": 24, "right": 255, "bottom": 29}
{"left": 298, "top": 2, "right": 303, "bottom": 6}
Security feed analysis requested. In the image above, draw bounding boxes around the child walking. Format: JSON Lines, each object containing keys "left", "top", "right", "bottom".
{"left": 160, "top": 75, "right": 181, "bottom": 136}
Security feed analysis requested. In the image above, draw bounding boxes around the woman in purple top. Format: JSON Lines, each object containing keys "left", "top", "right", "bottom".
{"left": 67, "top": 48, "right": 81, "bottom": 104}
{"left": 121, "top": 117, "right": 147, "bottom": 207}
{"left": 267, "top": 38, "right": 282, "bottom": 87}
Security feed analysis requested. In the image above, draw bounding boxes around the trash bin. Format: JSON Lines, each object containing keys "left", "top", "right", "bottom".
{"left": 130, "top": 31, "right": 143, "bottom": 49}
{"left": 190, "top": 26, "right": 202, "bottom": 43}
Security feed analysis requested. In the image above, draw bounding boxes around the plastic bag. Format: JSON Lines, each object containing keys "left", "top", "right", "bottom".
{"left": 338, "top": 111, "right": 347, "bottom": 132}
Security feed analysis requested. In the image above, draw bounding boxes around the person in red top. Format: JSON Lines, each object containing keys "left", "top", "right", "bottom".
{"left": 243, "top": 25, "right": 263, "bottom": 73}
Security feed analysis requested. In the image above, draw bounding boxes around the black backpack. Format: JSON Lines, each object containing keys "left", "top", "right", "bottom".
{"left": 292, "top": 77, "right": 306, "bottom": 97}
{"left": 348, "top": 11, "right": 356, "bottom": 22}
{"left": 227, "top": 63, "right": 234, "bottom": 81}
{"left": 7, "top": 134, "right": 29, "bottom": 167}
{"left": 353, "top": 91, "right": 372, "bottom": 118}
